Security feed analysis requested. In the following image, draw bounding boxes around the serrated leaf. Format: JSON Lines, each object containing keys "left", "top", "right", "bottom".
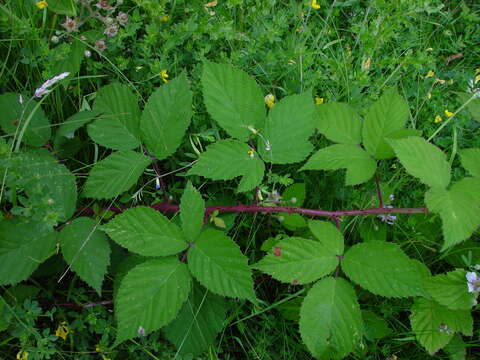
{"left": 342, "top": 241, "right": 428, "bottom": 297}
{"left": 164, "top": 280, "right": 227, "bottom": 356}
{"left": 362, "top": 88, "right": 409, "bottom": 159}
{"left": 308, "top": 220, "right": 344, "bottom": 255}
{"left": 202, "top": 61, "right": 265, "bottom": 140}
{"left": 89, "top": 83, "right": 141, "bottom": 150}
{"left": 389, "top": 136, "right": 451, "bottom": 189}
{"left": 187, "top": 229, "right": 255, "bottom": 301}
{"left": 410, "top": 298, "right": 473, "bottom": 355}
{"left": 55, "top": 111, "right": 98, "bottom": 140}
{"left": 102, "top": 206, "right": 187, "bottom": 257}
{"left": 362, "top": 310, "right": 392, "bottom": 340}
{"left": 301, "top": 144, "right": 376, "bottom": 186}
{"left": 460, "top": 148, "right": 480, "bottom": 177}
{"left": 59, "top": 217, "right": 110, "bottom": 295}
{"left": 141, "top": 73, "right": 192, "bottom": 160}
{"left": 257, "top": 92, "right": 315, "bottom": 164}
{"left": 84, "top": 151, "right": 151, "bottom": 199}
{"left": 425, "top": 177, "right": 480, "bottom": 250}
{"left": 316, "top": 102, "right": 362, "bottom": 144}
{"left": 253, "top": 237, "right": 338, "bottom": 284}
{"left": 115, "top": 257, "right": 191, "bottom": 345}
{"left": 0, "top": 219, "right": 57, "bottom": 286}
{"left": 180, "top": 182, "right": 205, "bottom": 242}
{"left": 300, "top": 277, "right": 363, "bottom": 359}
{"left": 423, "top": 269, "right": 476, "bottom": 310}
{"left": 112, "top": 254, "right": 147, "bottom": 299}
{"left": 0, "top": 93, "right": 51, "bottom": 147}
{"left": 51, "top": 40, "right": 85, "bottom": 78}
{"left": 188, "top": 139, "right": 264, "bottom": 193}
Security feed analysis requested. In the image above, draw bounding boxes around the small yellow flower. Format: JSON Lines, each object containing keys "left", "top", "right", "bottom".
{"left": 55, "top": 321, "right": 70, "bottom": 340}
{"left": 434, "top": 115, "right": 442, "bottom": 123}
{"left": 426, "top": 48, "right": 433, "bottom": 51}
{"left": 311, "top": 0, "right": 321, "bottom": 9}
{"left": 160, "top": 15, "right": 169, "bottom": 22}
{"left": 36, "top": 1, "right": 47, "bottom": 9}
{"left": 315, "top": 97, "right": 324, "bottom": 105}
{"left": 264, "top": 94, "right": 275, "bottom": 108}
{"left": 160, "top": 70, "right": 169, "bottom": 83}
{"left": 444, "top": 109, "right": 454, "bottom": 117}
{"left": 435, "top": 78, "right": 446, "bottom": 84}
{"left": 426, "top": 92, "right": 432, "bottom": 100}
{"left": 425, "top": 70, "right": 434, "bottom": 78}
{"left": 476, "top": 67, "right": 480, "bottom": 74}
{"left": 16, "top": 351, "right": 29, "bottom": 360}
{"left": 247, "top": 149, "right": 255, "bottom": 158}
{"left": 475, "top": 74, "right": 480, "bottom": 84}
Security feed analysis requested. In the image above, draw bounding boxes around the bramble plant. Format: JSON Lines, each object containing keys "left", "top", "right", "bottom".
{"left": 1, "top": 58, "right": 480, "bottom": 359}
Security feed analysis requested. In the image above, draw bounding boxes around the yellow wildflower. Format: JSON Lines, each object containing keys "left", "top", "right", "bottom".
{"left": 36, "top": 1, "right": 47, "bottom": 9}
{"left": 425, "top": 70, "right": 434, "bottom": 78}
{"left": 55, "top": 321, "right": 70, "bottom": 340}
{"left": 315, "top": 97, "right": 324, "bottom": 105}
{"left": 160, "top": 15, "right": 169, "bottom": 22}
{"left": 264, "top": 94, "right": 275, "bottom": 108}
{"left": 160, "top": 70, "right": 169, "bottom": 83}
{"left": 444, "top": 109, "right": 454, "bottom": 117}
{"left": 311, "top": 0, "right": 321, "bottom": 9}
{"left": 247, "top": 149, "right": 255, "bottom": 158}
{"left": 16, "top": 351, "right": 29, "bottom": 360}
{"left": 435, "top": 78, "right": 446, "bottom": 84}
{"left": 475, "top": 74, "right": 480, "bottom": 84}
{"left": 426, "top": 92, "right": 432, "bottom": 100}
{"left": 476, "top": 67, "right": 480, "bottom": 74}
{"left": 434, "top": 115, "right": 442, "bottom": 123}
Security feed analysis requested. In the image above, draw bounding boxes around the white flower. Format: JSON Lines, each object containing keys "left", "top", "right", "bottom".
{"left": 466, "top": 272, "right": 480, "bottom": 293}
{"left": 34, "top": 72, "right": 70, "bottom": 98}
{"left": 389, "top": 194, "right": 395, "bottom": 201}
{"left": 155, "top": 177, "right": 161, "bottom": 190}
{"left": 84, "top": 50, "right": 92, "bottom": 58}
{"left": 18, "top": 95, "right": 24, "bottom": 104}
{"left": 137, "top": 326, "right": 145, "bottom": 336}
{"left": 377, "top": 205, "right": 396, "bottom": 225}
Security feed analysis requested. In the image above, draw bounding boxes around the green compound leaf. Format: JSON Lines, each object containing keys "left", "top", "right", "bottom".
{"left": 362, "top": 87, "right": 409, "bottom": 159}
{"left": 188, "top": 139, "right": 264, "bottom": 193}
{"left": 423, "top": 269, "right": 477, "bottom": 310}
{"left": 114, "top": 257, "right": 191, "bottom": 345}
{"left": 301, "top": 144, "right": 376, "bottom": 186}
{"left": 258, "top": 92, "right": 316, "bottom": 164}
{"left": 0, "top": 93, "right": 51, "bottom": 147}
{"left": 342, "top": 241, "right": 429, "bottom": 297}
{"left": 0, "top": 219, "right": 57, "bottom": 286}
{"left": 0, "top": 149, "right": 77, "bottom": 222}
{"left": 180, "top": 182, "right": 205, "bottom": 242}
{"left": 316, "top": 102, "right": 362, "bottom": 145}
{"left": 102, "top": 206, "right": 187, "bottom": 257}
{"left": 425, "top": 177, "right": 480, "bottom": 251}
{"left": 300, "top": 277, "right": 363, "bottom": 359}
{"left": 141, "top": 73, "right": 192, "bottom": 160}
{"left": 202, "top": 61, "right": 265, "bottom": 141}
{"left": 164, "top": 280, "right": 227, "bottom": 357}
{"left": 410, "top": 298, "right": 473, "bottom": 355}
{"left": 389, "top": 136, "right": 451, "bottom": 189}
{"left": 84, "top": 150, "right": 151, "bottom": 199}
{"left": 89, "top": 83, "right": 141, "bottom": 150}
{"left": 252, "top": 237, "right": 338, "bottom": 284}
{"left": 187, "top": 229, "right": 256, "bottom": 301}
{"left": 59, "top": 217, "right": 110, "bottom": 295}
{"left": 308, "top": 220, "right": 344, "bottom": 255}
{"left": 460, "top": 148, "right": 480, "bottom": 177}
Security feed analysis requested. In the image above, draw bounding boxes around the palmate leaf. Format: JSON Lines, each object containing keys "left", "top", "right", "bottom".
{"left": 253, "top": 237, "right": 339, "bottom": 284}
{"left": 425, "top": 177, "right": 480, "bottom": 250}
{"left": 410, "top": 298, "right": 473, "bottom": 355}
{"left": 114, "top": 257, "right": 191, "bottom": 345}
{"left": 308, "top": 220, "right": 344, "bottom": 255}
{"left": 141, "top": 73, "right": 192, "bottom": 160}
{"left": 362, "top": 87, "right": 409, "bottom": 159}
{"left": 102, "top": 206, "right": 187, "bottom": 257}
{"left": 89, "top": 83, "right": 141, "bottom": 150}
{"left": 460, "top": 148, "right": 480, "bottom": 177}
{"left": 316, "top": 102, "right": 362, "bottom": 144}
{"left": 341, "top": 241, "right": 429, "bottom": 297}
{"left": 59, "top": 217, "right": 110, "bottom": 295}
{"left": 300, "top": 277, "right": 363, "bottom": 359}
{"left": 202, "top": 61, "right": 265, "bottom": 141}
{"left": 389, "top": 136, "right": 451, "bottom": 189}
{"left": 84, "top": 151, "right": 151, "bottom": 199}
{"left": 423, "top": 269, "right": 477, "bottom": 310}
{"left": 301, "top": 144, "right": 376, "bottom": 186}
{"left": 180, "top": 182, "right": 205, "bottom": 242}
{"left": 164, "top": 280, "right": 227, "bottom": 356}
{"left": 257, "top": 92, "right": 316, "bottom": 164}
{"left": 187, "top": 229, "right": 256, "bottom": 301}
{"left": 188, "top": 139, "right": 264, "bottom": 193}
{"left": 0, "top": 219, "right": 57, "bottom": 286}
